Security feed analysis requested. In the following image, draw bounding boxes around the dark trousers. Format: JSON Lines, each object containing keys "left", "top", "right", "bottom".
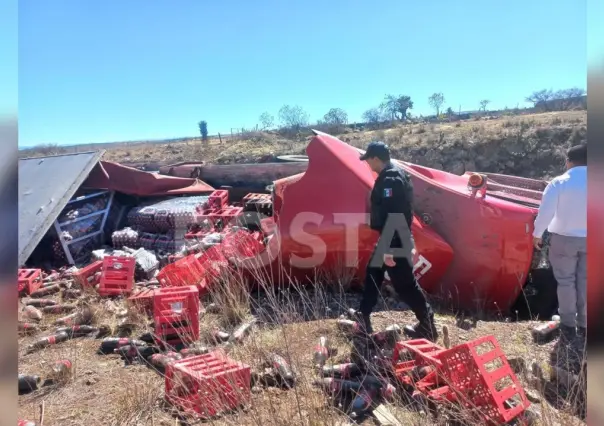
{"left": 359, "top": 247, "right": 433, "bottom": 321}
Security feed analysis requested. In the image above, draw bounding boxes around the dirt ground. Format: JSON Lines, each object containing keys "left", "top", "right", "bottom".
{"left": 18, "top": 280, "right": 587, "bottom": 426}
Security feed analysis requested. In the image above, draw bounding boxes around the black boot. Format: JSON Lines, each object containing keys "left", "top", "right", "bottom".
{"left": 559, "top": 325, "right": 577, "bottom": 345}
{"left": 403, "top": 316, "right": 439, "bottom": 342}
{"left": 361, "top": 315, "right": 374, "bottom": 335}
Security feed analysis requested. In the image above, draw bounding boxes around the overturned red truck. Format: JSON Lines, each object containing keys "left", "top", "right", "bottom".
{"left": 167, "top": 130, "right": 555, "bottom": 318}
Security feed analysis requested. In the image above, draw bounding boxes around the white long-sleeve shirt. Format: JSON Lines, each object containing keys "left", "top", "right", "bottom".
{"left": 533, "top": 166, "right": 587, "bottom": 238}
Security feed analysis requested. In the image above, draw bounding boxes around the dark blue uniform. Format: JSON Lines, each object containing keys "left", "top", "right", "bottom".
{"left": 359, "top": 162, "right": 434, "bottom": 331}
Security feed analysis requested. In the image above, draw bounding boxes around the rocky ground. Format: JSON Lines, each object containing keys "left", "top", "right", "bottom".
{"left": 18, "top": 274, "right": 586, "bottom": 426}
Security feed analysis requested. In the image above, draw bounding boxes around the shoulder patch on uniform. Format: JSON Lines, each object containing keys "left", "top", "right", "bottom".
{"left": 384, "top": 188, "right": 393, "bottom": 197}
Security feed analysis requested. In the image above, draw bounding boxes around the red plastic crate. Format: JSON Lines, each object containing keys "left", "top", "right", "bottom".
{"left": 219, "top": 230, "right": 264, "bottom": 260}
{"left": 207, "top": 190, "right": 229, "bottom": 210}
{"left": 165, "top": 350, "right": 251, "bottom": 418}
{"left": 436, "top": 335, "right": 530, "bottom": 424}
{"left": 157, "top": 254, "right": 206, "bottom": 289}
{"left": 18, "top": 269, "right": 42, "bottom": 295}
{"left": 153, "top": 285, "right": 200, "bottom": 347}
{"left": 98, "top": 256, "right": 135, "bottom": 297}
{"left": 72, "top": 260, "right": 103, "bottom": 289}
{"left": 127, "top": 287, "right": 157, "bottom": 314}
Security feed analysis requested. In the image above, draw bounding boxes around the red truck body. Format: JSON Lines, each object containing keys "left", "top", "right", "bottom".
{"left": 261, "top": 131, "right": 544, "bottom": 313}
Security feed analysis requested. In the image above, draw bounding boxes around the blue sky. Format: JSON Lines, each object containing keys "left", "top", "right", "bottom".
{"left": 16, "top": 0, "right": 587, "bottom": 148}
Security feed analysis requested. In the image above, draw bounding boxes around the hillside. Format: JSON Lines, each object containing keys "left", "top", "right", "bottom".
{"left": 22, "top": 110, "right": 586, "bottom": 180}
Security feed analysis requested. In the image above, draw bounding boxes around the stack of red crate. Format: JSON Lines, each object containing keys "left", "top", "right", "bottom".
{"left": 165, "top": 349, "right": 251, "bottom": 418}
{"left": 97, "top": 256, "right": 136, "bottom": 297}
{"left": 392, "top": 336, "right": 530, "bottom": 425}
{"left": 153, "top": 285, "right": 200, "bottom": 347}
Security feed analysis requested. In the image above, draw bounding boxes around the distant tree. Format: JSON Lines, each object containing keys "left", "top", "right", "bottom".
{"left": 428, "top": 93, "right": 445, "bottom": 117}
{"left": 323, "top": 108, "right": 348, "bottom": 126}
{"left": 259, "top": 112, "right": 275, "bottom": 130}
{"left": 446, "top": 107, "right": 454, "bottom": 116}
{"left": 479, "top": 99, "right": 490, "bottom": 112}
{"left": 526, "top": 89, "right": 554, "bottom": 111}
{"left": 198, "top": 120, "right": 208, "bottom": 141}
{"left": 362, "top": 107, "right": 383, "bottom": 126}
{"left": 553, "top": 87, "right": 586, "bottom": 110}
{"left": 278, "top": 105, "right": 309, "bottom": 131}
{"left": 380, "top": 94, "right": 413, "bottom": 121}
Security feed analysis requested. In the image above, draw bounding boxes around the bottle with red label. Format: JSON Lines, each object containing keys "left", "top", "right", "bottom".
{"left": 18, "top": 420, "right": 37, "bottom": 426}
{"left": 18, "top": 322, "right": 39, "bottom": 335}
{"left": 148, "top": 352, "right": 182, "bottom": 374}
{"left": 55, "top": 325, "right": 99, "bottom": 338}
{"left": 49, "top": 359, "right": 73, "bottom": 382}
{"left": 25, "top": 332, "right": 69, "bottom": 354}
{"left": 266, "top": 353, "right": 296, "bottom": 387}
{"left": 313, "top": 336, "right": 331, "bottom": 368}
{"left": 321, "top": 363, "right": 362, "bottom": 379}
{"left": 98, "top": 337, "right": 147, "bottom": 355}
{"left": 30, "top": 284, "right": 61, "bottom": 298}
{"left": 532, "top": 315, "right": 561, "bottom": 343}
{"left": 22, "top": 298, "right": 57, "bottom": 307}
{"left": 41, "top": 305, "right": 77, "bottom": 314}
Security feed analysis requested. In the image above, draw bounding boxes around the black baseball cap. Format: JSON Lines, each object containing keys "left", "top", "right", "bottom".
{"left": 360, "top": 141, "right": 390, "bottom": 161}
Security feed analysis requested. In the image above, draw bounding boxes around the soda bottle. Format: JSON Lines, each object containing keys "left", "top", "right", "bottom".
{"left": 371, "top": 324, "right": 402, "bottom": 347}
{"left": 18, "top": 420, "right": 37, "bottom": 426}
{"left": 30, "top": 284, "right": 61, "bottom": 298}
{"left": 98, "top": 337, "right": 147, "bottom": 355}
{"left": 531, "top": 315, "right": 561, "bottom": 343}
{"left": 22, "top": 306, "right": 43, "bottom": 322}
{"left": 41, "top": 304, "right": 77, "bottom": 314}
{"left": 336, "top": 319, "right": 361, "bottom": 335}
{"left": 49, "top": 359, "right": 73, "bottom": 382}
{"left": 321, "top": 363, "right": 362, "bottom": 379}
{"left": 362, "top": 375, "right": 397, "bottom": 400}
{"left": 313, "top": 336, "right": 331, "bottom": 368}
{"left": 55, "top": 325, "right": 99, "bottom": 338}
{"left": 18, "top": 322, "right": 39, "bottom": 335}
{"left": 350, "top": 387, "right": 379, "bottom": 419}
{"left": 115, "top": 345, "right": 161, "bottom": 362}
{"left": 410, "top": 365, "right": 435, "bottom": 382}
{"left": 267, "top": 353, "right": 296, "bottom": 387}
{"left": 18, "top": 374, "right": 41, "bottom": 394}
{"left": 26, "top": 332, "right": 69, "bottom": 354}
{"left": 180, "top": 346, "right": 210, "bottom": 357}
{"left": 230, "top": 318, "right": 257, "bottom": 343}
{"left": 22, "top": 298, "right": 57, "bottom": 307}
{"left": 148, "top": 352, "right": 182, "bottom": 374}
{"left": 313, "top": 377, "right": 362, "bottom": 395}
{"left": 53, "top": 307, "right": 93, "bottom": 326}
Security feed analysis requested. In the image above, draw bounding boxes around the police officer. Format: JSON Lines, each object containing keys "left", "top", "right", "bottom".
{"left": 358, "top": 141, "right": 438, "bottom": 342}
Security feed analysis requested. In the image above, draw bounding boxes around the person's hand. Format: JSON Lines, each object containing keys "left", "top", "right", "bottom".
{"left": 533, "top": 237, "right": 542, "bottom": 250}
{"left": 384, "top": 254, "right": 396, "bottom": 267}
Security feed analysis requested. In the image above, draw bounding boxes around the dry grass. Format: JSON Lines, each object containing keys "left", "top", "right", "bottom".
{"left": 19, "top": 111, "right": 586, "bottom": 170}
{"left": 18, "top": 270, "right": 587, "bottom": 426}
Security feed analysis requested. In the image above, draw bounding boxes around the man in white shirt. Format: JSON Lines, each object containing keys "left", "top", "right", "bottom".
{"left": 533, "top": 143, "right": 587, "bottom": 345}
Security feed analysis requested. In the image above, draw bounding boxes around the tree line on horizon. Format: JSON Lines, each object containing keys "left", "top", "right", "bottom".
{"left": 197, "top": 87, "right": 585, "bottom": 140}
